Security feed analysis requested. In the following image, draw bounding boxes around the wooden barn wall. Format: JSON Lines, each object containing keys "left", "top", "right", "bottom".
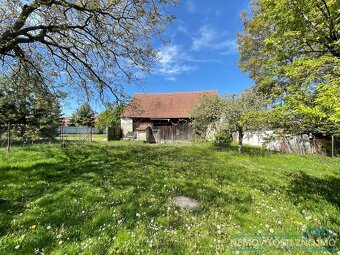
{"left": 152, "top": 123, "right": 193, "bottom": 143}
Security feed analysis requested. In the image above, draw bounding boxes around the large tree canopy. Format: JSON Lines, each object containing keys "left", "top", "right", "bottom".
{"left": 0, "top": 0, "right": 176, "bottom": 100}
{"left": 95, "top": 103, "right": 124, "bottom": 130}
{"left": 238, "top": 0, "right": 340, "bottom": 134}
{"left": 191, "top": 89, "right": 266, "bottom": 152}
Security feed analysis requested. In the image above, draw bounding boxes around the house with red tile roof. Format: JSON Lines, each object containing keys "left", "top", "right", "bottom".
{"left": 121, "top": 90, "right": 218, "bottom": 142}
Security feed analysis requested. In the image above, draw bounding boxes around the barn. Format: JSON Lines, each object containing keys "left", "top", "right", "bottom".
{"left": 121, "top": 91, "right": 217, "bottom": 143}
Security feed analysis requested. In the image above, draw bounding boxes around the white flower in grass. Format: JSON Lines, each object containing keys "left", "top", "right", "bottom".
{"left": 328, "top": 230, "right": 337, "bottom": 237}
{"left": 15, "top": 245, "right": 20, "bottom": 250}
{"left": 58, "top": 240, "right": 63, "bottom": 245}
{"left": 258, "top": 230, "right": 262, "bottom": 234}
{"left": 47, "top": 225, "right": 51, "bottom": 230}
{"left": 269, "top": 229, "right": 274, "bottom": 233}
{"left": 301, "top": 225, "right": 307, "bottom": 232}
{"left": 57, "top": 234, "right": 62, "bottom": 239}
{"left": 305, "top": 216, "right": 312, "bottom": 221}
{"left": 216, "top": 225, "right": 221, "bottom": 230}
{"left": 265, "top": 224, "right": 270, "bottom": 228}
{"left": 136, "top": 213, "right": 141, "bottom": 218}
{"left": 278, "top": 221, "right": 282, "bottom": 225}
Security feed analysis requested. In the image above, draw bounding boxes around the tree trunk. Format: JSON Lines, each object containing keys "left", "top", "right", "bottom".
{"left": 238, "top": 128, "right": 243, "bottom": 154}
{"left": 90, "top": 126, "right": 92, "bottom": 142}
{"left": 7, "top": 122, "right": 11, "bottom": 152}
{"left": 279, "top": 129, "right": 285, "bottom": 153}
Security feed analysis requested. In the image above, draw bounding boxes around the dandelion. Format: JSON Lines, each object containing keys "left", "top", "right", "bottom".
{"left": 15, "top": 245, "right": 20, "bottom": 249}
{"left": 31, "top": 225, "right": 36, "bottom": 229}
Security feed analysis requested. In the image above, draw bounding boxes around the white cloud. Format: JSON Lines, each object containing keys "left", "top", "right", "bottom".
{"left": 165, "top": 76, "right": 177, "bottom": 81}
{"left": 177, "top": 25, "right": 190, "bottom": 35}
{"left": 155, "top": 45, "right": 197, "bottom": 80}
{"left": 191, "top": 25, "right": 237, "bottom": 53}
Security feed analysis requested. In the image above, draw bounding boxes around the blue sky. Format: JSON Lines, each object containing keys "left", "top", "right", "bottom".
{"left": 63, "top": 0, "right": 252, "bottom": 115}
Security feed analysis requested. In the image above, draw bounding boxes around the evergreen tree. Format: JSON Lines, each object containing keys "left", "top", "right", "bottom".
{"left": 70, "top": 103, "right": 95, "bottom": 127}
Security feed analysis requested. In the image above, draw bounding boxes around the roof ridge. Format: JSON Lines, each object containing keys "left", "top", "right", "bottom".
{"left": 134, "top": 90, "right": 218, "bottom": 95}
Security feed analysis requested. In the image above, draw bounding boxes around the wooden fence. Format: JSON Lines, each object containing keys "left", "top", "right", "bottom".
{"left": 151, "top": 123, "right": 193, "bottom": 143}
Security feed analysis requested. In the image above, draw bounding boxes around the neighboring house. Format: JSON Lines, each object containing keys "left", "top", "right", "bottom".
{"left": 62, "top": 116, "right": 71, "bottom": 126}
{"left": 121, "top": 91, "right": 218, "bottom": 143}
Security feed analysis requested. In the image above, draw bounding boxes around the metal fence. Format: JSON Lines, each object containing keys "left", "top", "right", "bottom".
{"left": 58, "top": 126, "right": 106, "bottom": 134}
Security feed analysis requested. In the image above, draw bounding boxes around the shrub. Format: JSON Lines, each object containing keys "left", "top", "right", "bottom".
{"left": 214, "top": 130, "right": 232, "bottom": 147}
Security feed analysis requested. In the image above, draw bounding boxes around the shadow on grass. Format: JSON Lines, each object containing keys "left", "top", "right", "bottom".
{"left": 212, "top": 143, "right": 277, "bottom": 157}
{"left": 0, "top": 142, "right": 255, "bottom": 254}
{"left": 287, "top": 171, "right": 340, "bottom": 208}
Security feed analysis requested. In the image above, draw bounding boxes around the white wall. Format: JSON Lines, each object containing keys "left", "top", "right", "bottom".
{"left": 121, "top": 118, "right": 133, "bottom": 136}
{"left": 233, "top": 131, "right": 315, "bottom": 154}
{"left": 136, "top": 131, "right": 147, "bottom": 141}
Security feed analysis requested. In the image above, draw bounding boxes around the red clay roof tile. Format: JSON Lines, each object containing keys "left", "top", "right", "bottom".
{"left": 122, "top": 91, "right": 218, "bottom": 119}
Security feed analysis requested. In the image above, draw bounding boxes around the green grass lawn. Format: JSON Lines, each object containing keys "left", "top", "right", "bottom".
{"left": 0, "top": 142, "right": 339, "bottom": 254}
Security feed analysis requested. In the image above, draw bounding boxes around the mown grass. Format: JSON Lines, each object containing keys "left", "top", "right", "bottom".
{"left": 0, "top": 141, "right": 339, "bottom": 254}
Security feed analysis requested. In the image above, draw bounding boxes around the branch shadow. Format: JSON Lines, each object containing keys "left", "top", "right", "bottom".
{"left": 286, "top": 171, "right": 340, "bottom": 208}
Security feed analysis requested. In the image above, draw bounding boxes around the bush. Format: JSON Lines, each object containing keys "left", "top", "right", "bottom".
{"left": 214, "top": 130, "right": 232, "bottom": 147}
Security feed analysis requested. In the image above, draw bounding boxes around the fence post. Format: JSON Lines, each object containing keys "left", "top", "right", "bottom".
{"left": 90, "top": 126, "right": 92, "bottom": 142}
{"left": 7, "top": 122, "right": 11, "bottom": 152}
{"left": 331, "top": 135, "right": 334, "bottom": 157}
{"left": 61, "top": 125, "right": 65, "bottom": 148}
{"left": 107, "top": 127, "right": 113, "bottom": 141}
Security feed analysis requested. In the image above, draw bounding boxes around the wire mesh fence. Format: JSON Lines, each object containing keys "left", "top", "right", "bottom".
{"left": 0, "top": 124, "right": 108, "bottom": 150}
